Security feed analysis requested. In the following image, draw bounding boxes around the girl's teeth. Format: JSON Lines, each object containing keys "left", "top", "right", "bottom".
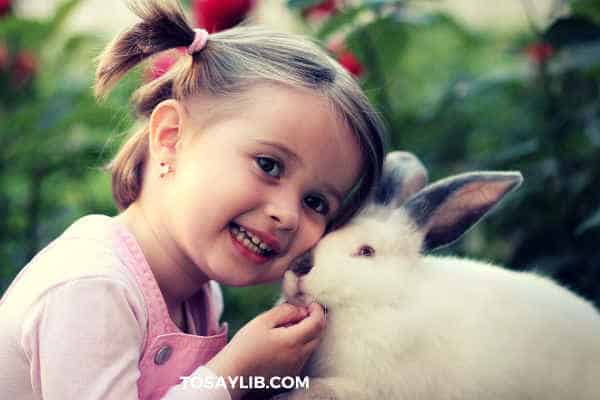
{"left": 230, "top": 224, "right": 273, "bottom": 255}
{"left": 243, "top": 238, "right": 261, "bottom": 253}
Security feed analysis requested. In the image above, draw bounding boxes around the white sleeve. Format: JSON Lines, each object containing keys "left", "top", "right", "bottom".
{"left": 209, "top": 280, "right": 225, "bottom": 321}
{"left": 20, "top": 277, "right": 144, "bottom": 399}
{"left": 20, "top": 277, "right": 233, "bottom": 400}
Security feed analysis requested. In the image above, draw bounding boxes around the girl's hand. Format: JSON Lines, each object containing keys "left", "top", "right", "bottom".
{"left": 206, "top": 302, "right": 327, "bottom": 400}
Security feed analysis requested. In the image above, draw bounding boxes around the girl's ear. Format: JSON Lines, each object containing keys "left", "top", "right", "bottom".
{"left": 148, "top": 99, "right": 185, "bottom": 161}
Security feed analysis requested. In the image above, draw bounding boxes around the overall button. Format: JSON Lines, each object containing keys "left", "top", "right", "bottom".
{"left": 154, "top": 345, "right": 173, "bottom": 365}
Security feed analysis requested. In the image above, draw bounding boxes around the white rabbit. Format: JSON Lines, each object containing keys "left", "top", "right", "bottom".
{"left": 274, "top": 151, "right": 600, "bottom": 400}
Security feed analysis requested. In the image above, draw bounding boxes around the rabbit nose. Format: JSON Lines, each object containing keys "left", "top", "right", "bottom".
{"left": 291, "top": 252, "right": 313, "bottom": 276}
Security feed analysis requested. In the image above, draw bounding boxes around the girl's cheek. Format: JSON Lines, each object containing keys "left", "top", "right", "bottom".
{"left": 303, "top": 222, "right": 326, "bottom": 250}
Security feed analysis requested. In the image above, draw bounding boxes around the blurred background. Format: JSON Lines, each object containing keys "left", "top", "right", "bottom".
{"left": 1, "top": 0, "right": 600, "bottom": 336}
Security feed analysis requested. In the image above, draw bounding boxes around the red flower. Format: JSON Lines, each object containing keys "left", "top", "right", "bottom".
{"left": 337, "top": 50, "right": 363, "bottom": 77}
{"left": 145, "top": 48, "right": 186, "bottom": 81}
{"left": 302, "top": 0, "right": 339, "bottom": 20}
{"left": 526, "top": 42, "right": 554, "bottom": 64}
{"left": 328, "top": 39, "right": 364, "bottom": 78}
{"left": 0, "top": 42, "right": 8, "bottom": 71}
{"left": 192, "top": 0, "right": 256, "bottom": 33}
{"left": 0, "top": 0, "right": 11, "bottom": 17}
{"left": 12, "top": 50, "right": 37, "bottom": 86}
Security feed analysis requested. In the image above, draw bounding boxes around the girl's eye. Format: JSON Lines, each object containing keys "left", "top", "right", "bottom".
{"left": 256, "top": 156, "right": 283, "bottom": 178}
{"left": 304, "top": 194, "right": 330, "bottom": 215}
{"left": 353, "top": 245, "right": 375, "bottom": 257}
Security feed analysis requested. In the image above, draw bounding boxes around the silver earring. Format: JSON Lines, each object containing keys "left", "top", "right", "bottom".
{"left": 159, "top": 161, "right": 173, "bottom": 178}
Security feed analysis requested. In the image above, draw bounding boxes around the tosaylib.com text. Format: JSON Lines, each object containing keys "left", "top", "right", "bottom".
{"left": 179, "top": 375, "right": 310, "bottom": 391}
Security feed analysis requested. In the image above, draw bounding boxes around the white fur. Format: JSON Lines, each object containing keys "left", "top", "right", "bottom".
{"left": 280, "top": 206, "right": 600, "bottom": 400}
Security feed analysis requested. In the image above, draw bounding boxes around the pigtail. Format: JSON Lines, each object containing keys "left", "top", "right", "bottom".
{"left": 108, "top": 125, "right": 149, "bottom": 211}
{"left": 94, "top": 0, "right": 194, "bottom": 99}
{"left": 98, "top": 0, "right": 202, "bottom": 210}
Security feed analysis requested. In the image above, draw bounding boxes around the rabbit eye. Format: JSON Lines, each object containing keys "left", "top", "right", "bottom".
{"left": 353, "top": 245, "right": 375, "bottom": 257}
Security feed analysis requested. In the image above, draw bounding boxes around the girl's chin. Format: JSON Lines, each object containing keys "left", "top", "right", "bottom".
{"left": 213, "top": 265, "right": 278, "bottom": 287}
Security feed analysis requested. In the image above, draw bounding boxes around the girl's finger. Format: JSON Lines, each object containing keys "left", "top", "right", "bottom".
{"left": 302, "top": 334, "right": 324, "bottom": 356}
{"left": 281, "top": 303, "right": 327, "bottom": 344}
{"left": 306, "top": 301, "right": 325, "bottom": 317}
{"left": 262, "top": 302, "right": 309, "bottom": 328}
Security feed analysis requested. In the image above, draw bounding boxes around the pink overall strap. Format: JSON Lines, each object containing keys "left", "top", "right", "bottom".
{"left": 112, "top": 221, "right": 228, "bottom": 400}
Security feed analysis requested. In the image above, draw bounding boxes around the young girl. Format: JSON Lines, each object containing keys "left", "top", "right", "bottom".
{"left": 0, "top": 1, "right": 386, "bottom": 399}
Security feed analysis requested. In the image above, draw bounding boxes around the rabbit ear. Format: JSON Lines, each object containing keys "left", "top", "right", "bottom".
{"left": 403, "top": 171, "right": 523, "bottom": 252}
{"left": 374, "top": 151, "right": 428, "bottom": 208}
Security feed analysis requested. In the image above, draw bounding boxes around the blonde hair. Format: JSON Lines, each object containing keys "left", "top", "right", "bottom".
{"left": 96, "top": 0, "right": 387, "bottom": 229}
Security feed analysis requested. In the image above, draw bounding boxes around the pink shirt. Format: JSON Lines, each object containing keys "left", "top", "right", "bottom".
{"left": 0, "top": 215, "right": 231, "bottom": 400}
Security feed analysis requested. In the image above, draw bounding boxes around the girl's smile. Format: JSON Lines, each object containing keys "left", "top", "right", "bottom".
{"left": 228, "top": 222, "right": 279, "bottom": 264}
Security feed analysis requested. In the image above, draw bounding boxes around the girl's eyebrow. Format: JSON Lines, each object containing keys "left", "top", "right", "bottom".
{"left": 253, "top": 139, "right": 343, "bottom": 203}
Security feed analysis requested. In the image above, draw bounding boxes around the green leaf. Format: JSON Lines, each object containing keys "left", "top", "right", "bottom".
{"left": 287, "top": 0, "right": 323, "bottom": 10}
{"left": 575, "top": 207, "right": 600, "bottom": 235}
{"left": 0, "top": 0, "right": 82, "bottom": 50}
{"left": 351, "top": 18, "right": 407, "bottom": 69}
{"left": 0, "top": 18, "right": 48, "bottom": 49}
{"left": 317, "top": 6, "right": 367, "bottom": 39}
{"left": 416, "top": 12, "right": 479, "bottom": 43}
{"left": 315, "top": 1, "right": 421, "bottom": 40}
{"left": 570, "top": 0, "right": 600, "bottom": 23}
{"left": 48, "top": 0, "right": 83, "bottom": 35}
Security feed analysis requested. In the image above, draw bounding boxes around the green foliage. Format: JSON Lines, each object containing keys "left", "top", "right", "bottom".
{"left": 0, "top": 0, "right": 136, "bottom": 292}
{"left": 287, "top": 0, "right": 325, "bottom": 9}
{"left": 571, "top": 0, "right": 600, "bottom": 22}
{"left": 221, "top": 283, "right": 282, "bottom": 334}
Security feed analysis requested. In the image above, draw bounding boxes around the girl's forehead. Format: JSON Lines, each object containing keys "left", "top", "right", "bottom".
{"left": 244, "top": 85, "right": 345, "bottom": 134}
{"left": 186, "top": 83, "right": 351, "bottom": 146}
{"left": 188, "top": 83, "right": 337, "bottom": 120}
{"left": 184, "top": 91, "right": 248, "bottom": 130}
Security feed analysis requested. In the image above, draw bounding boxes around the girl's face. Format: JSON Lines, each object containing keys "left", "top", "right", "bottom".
{"left": 162, "top": 84, "right": 362, "bottom": 286}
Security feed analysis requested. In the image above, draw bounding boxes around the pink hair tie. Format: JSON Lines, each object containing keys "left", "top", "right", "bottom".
{"left": 187, "top": 28, "right": 209, "bottom": 55}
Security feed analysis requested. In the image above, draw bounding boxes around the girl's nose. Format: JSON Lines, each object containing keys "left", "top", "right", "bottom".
{"left": 266, "top": 202, "right": 299, "bottom": 232}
